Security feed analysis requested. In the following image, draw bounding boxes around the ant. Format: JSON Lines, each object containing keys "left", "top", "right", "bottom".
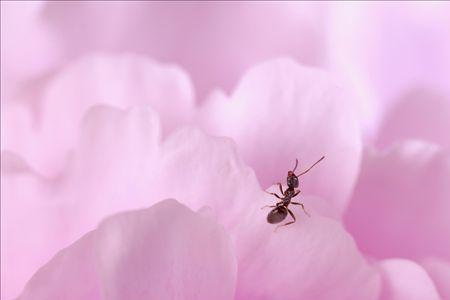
{"left": 262, "top": 156, "right": 325, "bottom": 231}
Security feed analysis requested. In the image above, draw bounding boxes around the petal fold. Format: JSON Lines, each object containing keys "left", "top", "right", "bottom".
{"left": 18, "top": 200, "right": 237, "bottom": 300}
{"left": 345, "top": 141, "right": 450, "bottom": 260}
{"left": 200, "top": 59, "right": 362, "bottom": 214}
{"left": 377, "top": 259, "right": 440, "bottom": 300}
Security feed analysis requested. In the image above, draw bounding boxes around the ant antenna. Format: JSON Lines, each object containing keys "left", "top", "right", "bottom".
{"left": 292, "top": 158, "right": 299, "bottom": 172}
{"left": 297, "top": 156, "right": 325, "bottom": 177}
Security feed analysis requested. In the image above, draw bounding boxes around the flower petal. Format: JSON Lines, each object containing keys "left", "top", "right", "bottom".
{"left": 376, "top": 89, "right": 450, "bottom": 149}
{"left": 328, "top": 2, "right": 450, "bottom": 117}
{"left": 233, "top": 195, "right": 380, "bottom": 300}
{"left": 421, "top": 258, "right": 450, "bottom": 299}
{"left": 1, "top": 1, "right": 61, "bottom": 85}
{"left": 377, "top": 259, "right": 440, "bottom": 300}
{"left": 71, "top": 105, "right": 261, "bottom": 230}
{"left": 200, "top": 58, "right": 362, "bottom": 213}
{"left": 6, "top": 105, "right": 377, "bottom": 300}
{"left": 2, "top": 105, "right": 255, "bottom": 298}
{"left": 43, "top": 1, "right": 327, "bottom": 98}
{"left": 5, "top": 54, "right": 194, "bottom": 177}
{"left": 17, "top": 232, "right": 102, "bottom": 300}
{"left": 344, "top": 141, "right": 450, "bottom": 260}
{"left": 1, "top": 152, "right": 73, "bottom": 300}
{"left": 18, "top": 199, "right": 237, "bottom": 300}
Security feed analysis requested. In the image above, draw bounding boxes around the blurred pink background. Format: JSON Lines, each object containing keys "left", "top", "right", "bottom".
{"left": 2, "top": 1, "right": 450, "bottom": 299}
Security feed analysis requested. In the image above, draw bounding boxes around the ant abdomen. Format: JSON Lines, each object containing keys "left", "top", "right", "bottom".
{"left": 267, "top": 207, "right": 288, "bottom": 224}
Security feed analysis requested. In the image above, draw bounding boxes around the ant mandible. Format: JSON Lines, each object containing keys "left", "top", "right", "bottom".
{"left": 262, "top": 156, "right": 325, "bottom": 231}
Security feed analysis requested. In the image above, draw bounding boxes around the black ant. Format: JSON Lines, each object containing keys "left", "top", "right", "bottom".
{"left": 262, "top": 156, "right": 325, "bottom": 231}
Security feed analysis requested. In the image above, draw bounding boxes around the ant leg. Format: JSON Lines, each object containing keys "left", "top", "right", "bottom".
{"left": 291, "top": 202, "right": 310, "bottom": 217}
{"left": 291, "top": 190, "right": 301, "bottom": 198}
{"left": 275, "top": 209, "right": 296, "bottom": 231}
{"left": 264, "top": 191, "right": 283, "bottom": 199}
{"left": 276, "top": 182, "right": 284, "bottom": 195}
{"left": 260, "top": 205, "right": 276, "bottom": 210}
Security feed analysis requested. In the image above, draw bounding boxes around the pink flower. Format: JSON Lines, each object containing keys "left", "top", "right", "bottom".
{"left": 4, "top": 2, "right": 450, "bottom": 138}
{"left": 6, "top": 101, "right": 379, "bottom": 299}
{"left": 18, "top": 199, "right": 237, "bottom": 300}
{"left": 2, "top": 2, "right": 450, "bottom": 300}
{"left": 3, "top": 56, "right": 448, "bottom": 299}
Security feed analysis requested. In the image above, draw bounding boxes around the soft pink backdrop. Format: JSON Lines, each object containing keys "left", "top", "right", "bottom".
{"left": 2, "top": 2, "right": 450, "bottom": 299}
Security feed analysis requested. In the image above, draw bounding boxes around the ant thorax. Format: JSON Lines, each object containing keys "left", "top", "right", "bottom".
{"left": 284, "top": 188, "right": 296, "bottom": 197}
{"left": 282, "top": 198, "right": 291, "bottom": 206}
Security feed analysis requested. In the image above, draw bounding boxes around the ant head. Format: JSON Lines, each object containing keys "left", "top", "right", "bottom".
{"left": 286, "top": 171, "right": 299, "bottom": 188}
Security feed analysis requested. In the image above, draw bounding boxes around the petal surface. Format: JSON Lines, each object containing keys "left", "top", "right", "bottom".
{"left": 421, "top": 258, "right": 450, "bottom": 300}
{"left": 4, "top": 54, "right": 194, "bottom": 177}
{"left": 4, "top": 105, "right": 376, "bottom": 299}
{"left": 1, "top": 1, "right": 61, "bottom": 86}
{"left": 43, "top": 1, "right": 327, "bottom": 98}
{"left": 18, "top": 199, "right": 237, "bottom": 300}
{"left": 328, "top": 2, "right": 450, "bottom": 118}
{"left": 71, "top": 105, "right": 260, "bottom": 231}
{"left": 376, "top": 89, "right": 450, "bottom": 149}
{"left": 377, "top": 259, "right": 440, "bottom": 300}
{"left": 17, "top": 232, "right": 102, "bottom": 300}
{"left": 200, "top": 59, "right": 362, "bottom": 214}
{"left": 345, "top": 141, "right": 450, "bottom": 260}
{"left": 2, "top": 105, "right": 255, "bottom": 298}
{"left": 234, "top": 195, "right": 380, "bottom": 300}
{"left": 1, "top": 152, "right": 71, "bottom": 299}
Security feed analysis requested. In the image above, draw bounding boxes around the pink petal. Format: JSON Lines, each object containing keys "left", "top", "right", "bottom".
{"left": 4, "top": 105, "right": 377, "bottom": 299}
{"left": 5, "top": 54, "right": 194, "bottom": 177}
{"left": 2, "top": 105, "right": 255, "bottom": 298}
{"left": 1, "top": 1, "right": 62, "bottom": 85}
{"left": 43, "top": 2, "right": 327, "bottom": 98}
{"left": 377, "top": 259, "right": 440, "bottom": 300}
{"left": 17, "top": 232, "right": 102, "bottom": 300}
{"left": 376, "top": 89, "right": 450, "bottom": 149}
{"left": 328, "top": 2, "right": 450, "bottom": 119}
{"left": 421, "top": 258, "right": 450, "bottom": 299}
{"left": 71, "top": 105, "right": 260, "bottom": 230}
{"left": 1, "top": 152, "right": 72, "bottom": 300}
{"left": 345, "top": 141, "right": 450, "bottom": 260}
{"left": 59, "top": 106, "right": 380, "bottom": 298}
{"left": 199, "top": 59, "right": 362, "bottom": 214}
{"left": 234, "top": 195, "right": 380, "bottom": 300}
{"left": 18, "top": 199, "right": 237, "bottom": 300}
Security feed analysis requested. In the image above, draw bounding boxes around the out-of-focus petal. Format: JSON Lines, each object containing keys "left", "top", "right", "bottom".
{"left": 376, "top": 89, "right": 450, "bottom": 149}
{"left": 4, "top": 105, "right": 378, "bottom": 299}
{"left": 345, "top": 141, "right": 450, "bottom": 260}
{"left": 43, "top": 1, "right": 327, "bottom": 98}
{"left": 2, "top": 105, "right": 255, "bottom": 298}
{"left": 233, "top": 195, "right": 380, "bottom": 300}
{"left": 328, "top": 2, "right": 450, "bottom": 119}
{"left": 71, "top": 105, "right": 261, "bottom": 230}
{"left": 377, "top": 259, "right": 440, "bottom": 300}
{"left": 422, "top": 258, "right": 450, "bottom": 299}
{"left": 200, "top": 58, "right": 362, "bottom": 214}
{"left": 1, "top": 152, "right": 70, "bottom": 299}
{"left": 1, "top": 1, "right": 61, "bottom": 86}
{"left": 4, "top": 54, "right": 194, "bottom": 176}
{"left": 18, "top": 199, "right": 237, "bottom": 300}
{"left": 17, "top": 232, "right": 102, "bottom": 300}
